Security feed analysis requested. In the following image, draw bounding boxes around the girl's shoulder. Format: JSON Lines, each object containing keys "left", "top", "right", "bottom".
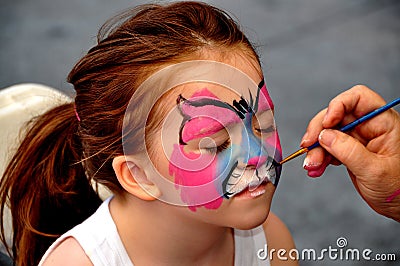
{"left": 40, "top": 237, "right": 92, "bottom": 266}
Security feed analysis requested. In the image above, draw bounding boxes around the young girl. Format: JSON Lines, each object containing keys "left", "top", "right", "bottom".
{"left": 0, "top": 2, "right": 297, "bottom": 265}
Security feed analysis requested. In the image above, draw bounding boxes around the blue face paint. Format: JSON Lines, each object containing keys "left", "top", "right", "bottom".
{"left": 216, "top": 110, "right": 280, "bottom": 198}
{"left": 193, "top": 78, "right": 282, "bottom": 200}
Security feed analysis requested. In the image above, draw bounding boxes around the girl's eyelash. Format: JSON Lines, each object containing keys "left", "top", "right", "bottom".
{"left": 203, "top": 139, "right": 230, "bottom": 153}
{"left": 216, "top": 140, "right": 230, "bottom": 152}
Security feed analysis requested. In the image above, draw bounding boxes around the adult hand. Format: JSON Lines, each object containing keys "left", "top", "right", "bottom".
{"left": 300, "top": 85, "right": 400, "bottom": 222}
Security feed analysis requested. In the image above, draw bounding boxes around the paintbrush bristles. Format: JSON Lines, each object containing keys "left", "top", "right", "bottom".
{"left": 279, "top": 147, "right": 309, "bottom": 165}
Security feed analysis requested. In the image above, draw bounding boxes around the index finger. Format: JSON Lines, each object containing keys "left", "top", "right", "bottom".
{"left": 322, "top": 85, "right": 386, "bottom": 128}
{"left": 301, "top": 109, "right": 326, "bottom": 148}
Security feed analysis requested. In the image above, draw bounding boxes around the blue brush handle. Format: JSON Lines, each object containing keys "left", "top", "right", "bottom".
{"left": 307, "top": 97, "right": 400, "bottom": 151}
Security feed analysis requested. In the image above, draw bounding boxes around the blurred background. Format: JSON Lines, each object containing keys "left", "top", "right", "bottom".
{"left": 1, "top": 0, "right": 399, "bottom": 265}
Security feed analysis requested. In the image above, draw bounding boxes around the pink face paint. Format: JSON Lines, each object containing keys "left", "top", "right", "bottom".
{"left": 247, "top": 156, "right": 267, "bottom": 168}
{"left": 168, "top": 80, "right": 283, "bottom": 211}
{"left": 256, "top": 80, "right": 282, "bottom": 182}
{"left": 169, "top": 88, "right": 239, "bottom": 211}
{"left": 179, "top": 88, "right": 241, "bottom": 143}
{"left": 257, "top": 82, "right": 274, "bottom": 112}
{"left": 182, "top": 117, "right": 229, "bottom": 143}
{"left": 191, "top": 88, "right": 219, "bottom": 98}
{"left": 169, "top": 144, "right": 223, "bottom": 211}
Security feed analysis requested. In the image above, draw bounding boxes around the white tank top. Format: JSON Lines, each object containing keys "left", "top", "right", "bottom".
{"left": 39, "top": 197, "right": 270, "bottom": 266}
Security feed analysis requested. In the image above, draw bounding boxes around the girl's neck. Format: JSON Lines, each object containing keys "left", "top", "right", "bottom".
{"left": 110, "top": 195, "right": 235, "bottom": 266}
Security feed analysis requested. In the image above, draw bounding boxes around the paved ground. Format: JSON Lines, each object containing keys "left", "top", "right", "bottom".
{"left": 1, "top": 0, "right": 399, "bottom": 265}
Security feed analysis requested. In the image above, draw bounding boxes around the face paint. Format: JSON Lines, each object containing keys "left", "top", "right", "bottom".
{"left": 168, "top": 80, "right": 282, "bottom": 211}
{"left": 177, "top": 89, "right": 242, "bottom": 144}
{"left": 256, "top": 79, "right": 274, "bottom": 112}
{"left": 169, "top": 144, "right": 223, "bottom": 211}
{"left": 256, "top": 79, "right": 282, "bottom": 179}
{"left": 123, "top": 60, "right": 283, "bottom": 209}
{"left": 222, "top": 110, "right": 280, "bottom": 198}
{"left": 169, "top": 88, "right": 238, "bottom": 210}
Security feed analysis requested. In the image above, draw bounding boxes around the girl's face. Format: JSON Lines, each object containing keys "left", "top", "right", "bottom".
{"left": 126, "top": 55, "right": 282, "bottom": 228}
{"left": 165, "top": 80, "right": 282, "bottom": 211}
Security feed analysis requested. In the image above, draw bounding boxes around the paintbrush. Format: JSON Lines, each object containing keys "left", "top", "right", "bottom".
{"left": 278, "top": 97, "right": 400, "bottom": 165}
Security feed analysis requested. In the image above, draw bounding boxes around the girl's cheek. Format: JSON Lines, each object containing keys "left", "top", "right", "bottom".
{"left": 168, "top": 144, "right": 224, "bottom": 211}
{"left": 215, "top": 145, "right": 239, "bottom": 191}
{"left": 264, "top": 131, "right": 282, "bottom": 162}
{"left": 263, "top": 131, "right": 282, "bottom": 182}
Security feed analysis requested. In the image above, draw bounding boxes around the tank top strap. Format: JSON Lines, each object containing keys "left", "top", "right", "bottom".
{"left": 234, "top": 225, "right": 270, "bottom": 266}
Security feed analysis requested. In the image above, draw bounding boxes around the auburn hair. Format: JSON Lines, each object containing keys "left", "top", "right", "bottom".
{"left": 0, "top": 2, "right": 260, "bottom": 265}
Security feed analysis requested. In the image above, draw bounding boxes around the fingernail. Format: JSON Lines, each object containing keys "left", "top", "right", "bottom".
{"left": 300, "top": 133, "right": 309, "bottom": 147}
{"left": 303, "top": 155, "right": 321, "bottom": 169}
{"left": 319, "top": 129, "right": 335, "bottom": 147}
{"left": 303, "top": 156, "right": 309, "bottom": 169}
{"left": 322, "top": 109, "right": 330, "bottom": 124}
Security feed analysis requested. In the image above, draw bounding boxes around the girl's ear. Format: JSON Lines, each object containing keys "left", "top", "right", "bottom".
{"left": 112, "top": 156, "right": 161, "bottom": 201}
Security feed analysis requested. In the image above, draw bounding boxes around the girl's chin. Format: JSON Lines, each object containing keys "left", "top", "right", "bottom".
{"left": 229, "top": 208, "right": 270, "bottom": 230}
{"left": 225, "top": 185, "right": 275, "bottom": 230}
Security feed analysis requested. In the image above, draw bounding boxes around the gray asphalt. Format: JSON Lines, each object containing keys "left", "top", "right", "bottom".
{"left": 1, "top": 0, "right": 399, "bottom": 265}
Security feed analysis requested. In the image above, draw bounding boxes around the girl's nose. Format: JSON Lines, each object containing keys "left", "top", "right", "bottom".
{"left": 246, "top": 156, "right": 267, "bottom": 168}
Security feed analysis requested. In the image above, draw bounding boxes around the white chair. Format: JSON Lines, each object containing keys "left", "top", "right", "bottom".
{"left": 0, "top": 83, "right": 71, "bottom": 254}
{"left": 0, "top": 84, "right": 110, "bottom": 252}
{"left": 0, "top": 83, "right": 72, "bottom": 176}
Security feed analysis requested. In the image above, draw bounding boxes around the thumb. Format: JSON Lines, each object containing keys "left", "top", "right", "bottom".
{"left": 318, "top": 129, "right": 375, "bottom": 176}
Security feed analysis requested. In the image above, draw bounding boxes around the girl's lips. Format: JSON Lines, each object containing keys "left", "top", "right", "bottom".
{"left": 233, "top": 182, "right": 267, "bottom": 199}
{"left": 225, "top": 161, "right": 276, "bottom": 197}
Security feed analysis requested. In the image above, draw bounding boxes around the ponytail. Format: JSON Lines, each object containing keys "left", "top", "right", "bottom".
{"left": 0, "top": 103, "right": 102, "bottom": 266}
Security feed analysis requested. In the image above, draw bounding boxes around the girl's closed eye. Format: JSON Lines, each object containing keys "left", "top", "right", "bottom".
{"left": 254, "top": 125, "right": 276, "bottom": 134}
{"left": 184, "top": 126, "right": 231, "bottom": 154}
{"left": 253, "top": 110, "right": 276, "bottom": 137}
{"left": 201, "top": 139, "right": 231, "bottom": 154}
